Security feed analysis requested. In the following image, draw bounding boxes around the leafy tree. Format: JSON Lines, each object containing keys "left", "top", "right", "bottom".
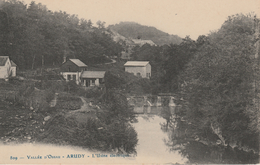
{"left": 170, "top": 14, "right": 259, "bottom": 160}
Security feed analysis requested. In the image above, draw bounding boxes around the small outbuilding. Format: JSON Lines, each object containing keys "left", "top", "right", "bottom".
{"left": 81, "top": 71, "right": 105, "bottom": 87}
{"left": 0, "top": 56, "right": 16, "bottom": 79}
{"left": 124, "top": 61, "right": 151, "bottom": 79}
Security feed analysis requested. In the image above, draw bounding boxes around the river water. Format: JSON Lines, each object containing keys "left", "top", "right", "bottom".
{"left": 132, "top": 114, "right": 187, "bottom": 163}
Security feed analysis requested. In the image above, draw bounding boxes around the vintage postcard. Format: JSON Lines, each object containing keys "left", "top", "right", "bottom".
{"left": 0, "top": 0, "right": 259, "bottom": 164}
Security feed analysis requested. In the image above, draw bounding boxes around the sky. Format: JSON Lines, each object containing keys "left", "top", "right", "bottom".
{"left": 21, "top": 0, "right": 260, "bottom": 39}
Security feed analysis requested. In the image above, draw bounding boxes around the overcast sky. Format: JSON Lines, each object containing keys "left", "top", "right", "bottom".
{"left": 21, "top": 0, "right": 260, "bottom": 39}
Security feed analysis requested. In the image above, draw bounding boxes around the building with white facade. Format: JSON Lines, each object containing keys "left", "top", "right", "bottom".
{"left": 60, "top": 59, "right": 87, "bottom": 84}
{"left": 124, "top": 61, "right": 151, "bottom": 79}
{"left": 81, "top": 71, "right": 105, "bottom": 87}
{"left": 0, "top": 56, "right": 16, "bottom": 79}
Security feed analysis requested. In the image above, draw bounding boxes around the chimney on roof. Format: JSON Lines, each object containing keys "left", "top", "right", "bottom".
{"left": 63, "top": 56, "right": 66, "bottom": 63}
{"left": 63, "top": 50, "right": 67, "bottom": 63}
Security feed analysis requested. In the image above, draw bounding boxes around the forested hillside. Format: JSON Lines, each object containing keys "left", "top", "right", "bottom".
{"left": 108, "top": 22, "right": 182, "bottom": 45}
{"left": 0, "top": 0, "right": 122, "bottom": 69}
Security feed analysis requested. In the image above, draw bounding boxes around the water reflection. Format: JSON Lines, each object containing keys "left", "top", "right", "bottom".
{"left": 165, "top": 135, "right": 259, "bottom": 164}
{"left": 132, "top": 114, "right": 187, "bottom": 164}
{"left": 131, "top": 97, "right": 259, "bottom": 164}
{"left": 160, "top": 107, "right": 260, "bottom": 164}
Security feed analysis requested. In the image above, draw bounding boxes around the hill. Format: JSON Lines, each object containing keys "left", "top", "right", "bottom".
{"left": 108, "top": 22, "right": 182, "bottom": 45}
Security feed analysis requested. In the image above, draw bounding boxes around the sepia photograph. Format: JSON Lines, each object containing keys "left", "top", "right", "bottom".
{"left": 0, "top": 0, "right": 259, "bottom": 164}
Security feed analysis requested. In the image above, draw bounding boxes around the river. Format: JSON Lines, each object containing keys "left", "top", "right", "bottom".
{"left": 132, "top": 114, "right": 187, "bottom": 163}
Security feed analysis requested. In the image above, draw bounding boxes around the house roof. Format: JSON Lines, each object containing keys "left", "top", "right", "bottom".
{"left": 69, "top": 59, "right": 87, "bottom": 67}
{"left": 0, "top": 56, "right": 9, "bottom": 66}
{"left": 124, "top": 61, "right": 149, "bottom": 67}
{"left": 81, "top": 71, "right": 106, "bottom": 79}
{"left": 132, "top": 39, "right": 156, "bottom": 46}
{"left": 11, "top": 60, "right": 17, "bottom": 67}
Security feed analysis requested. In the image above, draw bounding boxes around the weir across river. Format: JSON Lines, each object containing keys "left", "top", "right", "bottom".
{"left": 127, "top": 94, "right": 177, "bottom": 114}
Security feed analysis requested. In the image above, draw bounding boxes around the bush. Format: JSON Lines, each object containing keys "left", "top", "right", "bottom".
{"left": 82, "top": 87, "right": 103, "bottom": 98}
{"left": 8, "top": 77, "right": 24, "bottom": 84}
{"left": 56, "top": 94, "right": 83, "bottom": 110}
{"left": 9, "top": 81, "right": 55, "bottom": 112}
{"left": 39, "top": 112, "right": 137, "bottom": 153}
{"left": 65, "top": 81, "right": 80, "bottom": 93}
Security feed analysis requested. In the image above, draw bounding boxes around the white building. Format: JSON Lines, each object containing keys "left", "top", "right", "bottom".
{"left": 132, "top": 39, "right": 156, "bottom": 47}
{"left": 124, "top": 61, "right": 151, "bottom": 79}
{"left": 60, "top": 59, "right": 88, "bottom": 84}
{"left": 81, "top": 71, "right": 105, "bottom": 87}
{"left": 0, "top": 56, "right": 16, "bottom": 79}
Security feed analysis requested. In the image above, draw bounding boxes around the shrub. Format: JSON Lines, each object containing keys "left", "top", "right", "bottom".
{"left": 56, "top": 94, "right": 83, "bottom": 110}
{"left": 39, "top": 112, "right": 137, "bottom": 153}
{"left": 82, "top": 87, "right": 103, "bottom": 98}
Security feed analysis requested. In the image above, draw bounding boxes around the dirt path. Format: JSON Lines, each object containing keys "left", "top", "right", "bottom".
{"left": 106, "top": 58, "right": 116, "bottom": 64}
{"left": 65, "top": 97, "right": 96, "bottom": 124}
{"left": 68, "top": 97, "right": 90, "bottom": 113}
{"left": 96, "top": 58, "right": 116, "bottom": 65}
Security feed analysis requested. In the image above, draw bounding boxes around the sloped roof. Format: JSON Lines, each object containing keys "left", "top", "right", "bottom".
{"left": 81, "top": 71, "right": 106, "bottom": 79}
{"left": 132, "top": 39, "right": 156, "bottom": 46}
{"left": 0, "top": 56, "right": 9, "bottom": 66}
{"left": 11, "top": 60, "right": 17, "bottom": 67}
{"left": 124, "top": 61, "right": 149, "bottom": 67}
{"left": 69, "top": 59, "right": 87, "bottom": 67}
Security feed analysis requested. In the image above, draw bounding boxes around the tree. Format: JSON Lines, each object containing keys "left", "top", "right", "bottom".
{"left": 96, "top": 20, "right": 106, "bottom": 30}
{"left": 172, "top": 14, "right": 259, "bottom": 157}
{"left": 0, "top": 0, "right": 123, "bottom": 69}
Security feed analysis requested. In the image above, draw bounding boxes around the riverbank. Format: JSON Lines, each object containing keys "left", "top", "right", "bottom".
{"left": 0, "top": 115, "right": 187, "bottom": 164}
{"left": 0, "top": 78, "right": 138, "bottom": 154}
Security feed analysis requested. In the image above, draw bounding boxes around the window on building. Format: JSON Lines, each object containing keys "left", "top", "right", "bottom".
{"left": 73, "top": 75, "right": 76, "bottom": 81}
{"left": 90, "top": 79, "right": 95, "bottom": 86}
{"left": 67, "top": 75, "right": 71, "bottom": 80}
{"left": 137, "top": 73, "right": 141, "bottom": 76}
